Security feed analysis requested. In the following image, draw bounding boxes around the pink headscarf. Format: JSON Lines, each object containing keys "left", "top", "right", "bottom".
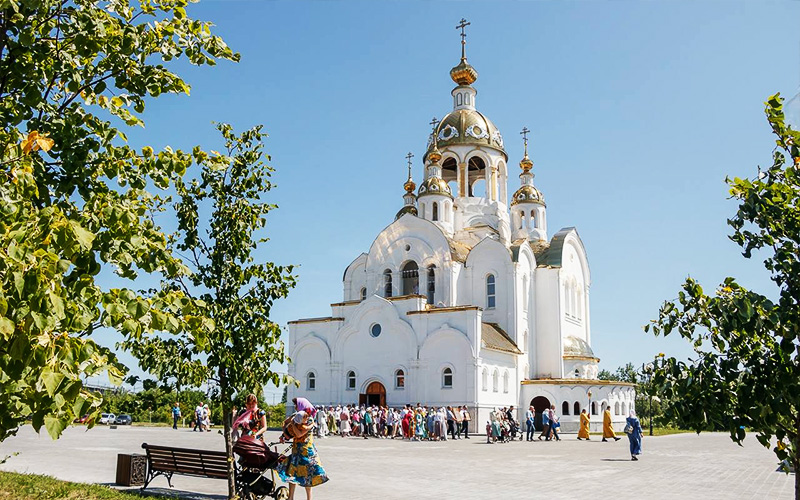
{"left": 293, "top": 397, "right": 316, "bottom": 417}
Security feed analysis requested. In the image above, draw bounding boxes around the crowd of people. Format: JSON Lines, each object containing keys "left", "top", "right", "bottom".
{"left": 310, "top": 404, "right": 473, "bottom": 441}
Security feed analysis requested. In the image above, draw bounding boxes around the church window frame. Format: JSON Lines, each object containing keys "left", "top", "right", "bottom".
{"left": 383, "top": 269, "right": 393, "bottom": 298}
{"left": 522, "top": 275, "right": 528, "bottom": 312}
{"left": 481, "top": 368, "right": 488, "bottom": 391}
{"left": 486, "top": 274, "right": 496, "bottom": 309}
{"left": 614, "top": 402, "right": 620, "bottom": 415}
{"left": 592, "top": 401, "right": 598, "bottom": 415}
{"left": 306, "top": 371, "right": 316, "bottom": 391}
{"left": 442, "top": 366, "right": 453, "bottom": 389}
{"left": 502, "top": 371, "right": 509, "bottom": 393}
{"left": 360, "top": 287, "right": 367, "bottom": 301}
{"left": 492, "top": 369, "right": 499, "bottom": 392}
{"left": 530, "top": 210, "right": 536, "bottom": 228}
{"left": 420, "top": 203, "right": 425, "bottom": 219}
{"left": 346, "top": 370, "right": 357, "bottom": 391}
{"left": 574, "top": 401, "right": 580, "bottom": 415}
{"left": 562, "top": 401, "right": 570, "bottom": 415}
{"left": 401, "top": 261, "right": 419, "bottom": 295}
{"left": 394, "top": 369, "right": 405, "bottom": 389}
{"left": 622, "top": 402, "right": 628, "bottom": 415}
{"left": 432, "top": 201, "right": 439, "bottom": 221}
{"left": 426, "top": 265, "right": 436, "bottom": 304}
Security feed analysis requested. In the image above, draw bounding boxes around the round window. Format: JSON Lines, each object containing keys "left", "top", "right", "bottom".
{"left": 370, "top": 323, "right": 382, "bottom": 338}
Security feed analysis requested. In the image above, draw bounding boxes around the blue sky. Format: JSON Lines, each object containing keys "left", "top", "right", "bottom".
{"left": 99, "top": 1, "right": 800, "bottom": 400}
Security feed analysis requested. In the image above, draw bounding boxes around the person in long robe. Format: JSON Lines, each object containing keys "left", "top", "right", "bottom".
{"left": 626, "top": 410, "right": 643, "bottom": 460}
{"left": 602, "top": 406, "right": 620, "bottom": 442}
{"left": 577, "top": 409, "right": 591, "bottom": 440}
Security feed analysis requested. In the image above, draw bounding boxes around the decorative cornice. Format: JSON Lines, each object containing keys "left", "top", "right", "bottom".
{"left": 407, "top": 305, "right": 481, "bottom": 315}
{"left": 329, "top": 300, "right": 362, "bottom": 307}
{"left": 387, "top": 294, "right": 427, "bottom": 301}
{"left": 287, "top": 317, "right": 345, "bottom": 325}
{"left": 521, "top": 378, "right": 636, "bottom": 387}
{"left": 562, "top": 355, "right": 601, "bottom": 362}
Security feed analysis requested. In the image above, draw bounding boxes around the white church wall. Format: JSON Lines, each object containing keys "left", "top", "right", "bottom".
{"left": 520, "top": 382, "right": 636, "bottom": 432}
{"left": 533, "top": 267, "right": 563, "bottom": 378}
{"left": 342, "top": 253, "right": 368, "bottom": 301}
{"left": 407, "top": 308, "right": 481, "bottom": 354}
{"left": 417, "top": 325, "right": 475, "bottom": 405}
{"left": 464, "top": 237, "right": 513, "bottom": 333}
{"left": 287, "top": 334, "right": 332, "bottom": 407}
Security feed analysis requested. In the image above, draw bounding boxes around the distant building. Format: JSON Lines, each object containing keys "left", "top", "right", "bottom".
{"left": 287, "top": 25, "right": 635, "bottom": 431}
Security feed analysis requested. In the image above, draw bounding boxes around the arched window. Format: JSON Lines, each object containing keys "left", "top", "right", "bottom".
{"left": 383, "top": 269, "right": 392, "bottom": 298}
{"left": 492, "top": 369, "right": 499, "bottom": 392}
{"left": 614, "top": 402, "right": 620, "bottom": 415}
{"left": 306, "top": 371, "right": 316, "bottom": 391}
{"left": 426, "top": 265, "right": 436, "bottom": 304}
{"left": 574, "top": 368, "right": 580, "bottom": 378}
{"left": 522, "top": 275, "right": 528, "bottom": 311}
{"left": 360, "top": 287, "right": 367, "bottom": 301}
{"left": 622, "top": 402, "right": 628, "bottom": 415}
{"left": 574, "top": 401, "right": 580, "bottom": 415}
{"left": 444, "top": 201, "right": 451, "bottom": 221}
{"left": 346, "top": 371, "right": 356, "bottom": 390}
{"left": 481, "top": 368, "right": 488, "bottom": 391}
{"left": 531, "top": 210, "right": 536, "bottom": 228}
{"left": 562, "top": 401, "right": 570, "bottom": 415}
{"left": 442, "top": 367, "right": 453, "bottom": 388}
{"left": 565, "top": 280, "right": 573, "bottom": 317}
{"left": 401, "top": 261, "right": 419, "bottom": 295}
{"left": 420, "top": 203, "right": 425, "bottom": 219}
{"left": 432, "top": 201, "right": 439, "bottom": 221}
{"left": 395, "top": 369, "right": 405, "bottom": 389}
{"left": 503, "top": 371, "right": 509, "bottom": 393}
{"left": 486, "top": 274, "right": 496, "bottom": 309}
{"left": 592, "top": 401, "right": 597, "bottom": 415}
{"left": 519, "top": 211, "right": 525, "bottom": 229}
{"left": 576, "top": 288, "right": 583, "bottom": 320}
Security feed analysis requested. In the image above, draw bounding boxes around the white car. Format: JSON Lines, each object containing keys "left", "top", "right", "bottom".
{"left": 99, "top": 413, "right": 116, "bottom": 425}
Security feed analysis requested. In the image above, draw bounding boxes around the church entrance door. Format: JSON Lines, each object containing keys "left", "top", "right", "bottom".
{"left": 361, "top": 381, "right": 386, "bottom": 407}
{"left": 531, "top": 396, "right": 551, "bottom": 432}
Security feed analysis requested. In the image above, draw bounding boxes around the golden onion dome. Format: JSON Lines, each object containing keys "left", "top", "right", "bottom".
{"left": 428, "top": 145, "right": 443, "bottom": 164}
{"left": 450, "top": 58, "right": 478, "bottom": 86}
{"left": 404, "top": 178, "right": 416, "bottom": 193}
{"left": 424, "top": 109, "right": 506, "bottom": 160}
{"left": 511, "top": 184, "right": 545, "bottom": 207}
{"left": 395, "top": 205, "right": 418, "bottom": 220}
{"left": 519, "top": 154, "right": 533, "bottom": 173}
{"left": 418, "top": 177, "right": 453, "bottom": 198}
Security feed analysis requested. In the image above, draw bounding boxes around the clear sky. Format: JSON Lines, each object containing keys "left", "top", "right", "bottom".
{"left": 98, "top": 1, "right": 800, "bottom": 401}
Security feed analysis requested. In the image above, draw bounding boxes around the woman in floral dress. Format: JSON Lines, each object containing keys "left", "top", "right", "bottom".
{"left": 278, "top": 410, "right": 329, "bottom": 499}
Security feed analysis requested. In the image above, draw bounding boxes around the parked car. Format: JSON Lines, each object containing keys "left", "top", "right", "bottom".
{"left": 99, "top": 413, "right": 116, "bottom": 425}
{"left": 73, "top": 414, "right": 90, "bottom": 424}
{"left": 115, "top": 414, "right": 132, "bottom": 425}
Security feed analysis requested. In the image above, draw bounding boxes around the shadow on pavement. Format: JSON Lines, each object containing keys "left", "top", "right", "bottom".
{"left": 600, "top": 458, "right": 634, "bottom": 462}
{"left": 108, "top": 485, "right": 227, "bottom": 500}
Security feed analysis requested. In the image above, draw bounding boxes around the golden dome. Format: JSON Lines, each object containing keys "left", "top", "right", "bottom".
{"left": 424, "top": 109, "right": 506, "bottom": 160}
{"left": 511, "top": 184, "right": 545, "bottom": 207}
{"left": 428, "top": 145, "right": 442, "bottom": 164}
{"left": 418, "top": 177, "right": 453, "bottom": 198}
{"left": 404, "top": 179, "right": 416, "bottom": 193}
{"left": 395, "top": 205, "right": 418, "bottom": 220}
{"left": 450, "top": 58, "right": 478, "bottom": 86}
{"left": 519, "top": 154, "right": 533, "bottom": 172}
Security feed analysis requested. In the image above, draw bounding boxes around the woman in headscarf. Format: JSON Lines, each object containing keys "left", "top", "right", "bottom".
{"left": 278, "top": 410, "right": 329, "bottom": 499}
{"left": 626, "top": 410, "right": 643, "bottom": 460}
{"left": 577, "top": 408, "right": 591, "bottom": 440}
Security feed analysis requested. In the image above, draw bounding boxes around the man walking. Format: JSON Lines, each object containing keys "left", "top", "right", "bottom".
{"left": 172, "top": 402, "right": 181, "bottom": 430}
{"left": 538, "top": 407, "right": 550, "bottom": 440}
{"left": 602, "top": 405, "right": 621, "bottom": 442}
{"left": 460, "top": 406, "right": 471, "bottom": 438}
{"left": 525, "top": 406, "right": 535, "bottom": 441}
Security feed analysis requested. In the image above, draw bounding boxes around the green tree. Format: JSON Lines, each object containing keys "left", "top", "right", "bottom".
{"left": 0, "top": 0, "right": 235, "bottom": 441}
{"left": 123, "top": 123, "right": 296, "bottom": 498}
{"left": 646, "top": 94, "right": 800, "bottom": 498}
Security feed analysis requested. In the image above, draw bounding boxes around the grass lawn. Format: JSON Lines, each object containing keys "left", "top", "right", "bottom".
{"left": 588, "top": 426, "right": 694, "bottom": 437}
{"left": 0, "top": 471, "right": 174, "bottom": 500}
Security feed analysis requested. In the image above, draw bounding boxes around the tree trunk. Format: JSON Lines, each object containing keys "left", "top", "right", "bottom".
{"left": 220, "top": 370, "right": 236, "bottom": 500}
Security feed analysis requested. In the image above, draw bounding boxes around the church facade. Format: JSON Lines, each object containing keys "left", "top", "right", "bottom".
{"left": 287, "top": 28, "right": 635, "bottom": 432}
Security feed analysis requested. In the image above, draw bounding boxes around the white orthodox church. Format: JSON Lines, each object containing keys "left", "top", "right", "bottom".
{"left": 287, "top": 26, "right": 635, "bottom": 432}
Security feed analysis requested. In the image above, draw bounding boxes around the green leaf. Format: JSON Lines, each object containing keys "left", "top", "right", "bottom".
{"left": 43, "top": 416, "right": 68, "bottom": 440}
{"left": 41, "top": 370, "right": 65, "bottom": 397}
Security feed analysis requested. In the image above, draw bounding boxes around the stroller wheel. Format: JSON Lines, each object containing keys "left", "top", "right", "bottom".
{"left": 274, "top": 486, "right": 289, "bottom": 500}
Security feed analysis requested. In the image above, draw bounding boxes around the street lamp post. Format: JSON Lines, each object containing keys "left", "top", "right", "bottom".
{"left": 641, "top": 363, "right": 654, "bottom": 436}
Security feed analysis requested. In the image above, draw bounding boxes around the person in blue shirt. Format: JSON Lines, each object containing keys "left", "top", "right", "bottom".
{"left": 525, "top": 406, "right": 535, "bottom": 441}
{"left": 171, "top": 402, "right": 181, "bottom": 430}
{"left": 538, "top": 407, "right": 550, "bottom": 440}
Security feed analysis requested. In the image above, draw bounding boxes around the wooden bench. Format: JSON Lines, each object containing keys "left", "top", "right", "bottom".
{"left": 140, "top": 443, "right": 229, "bottom": 489}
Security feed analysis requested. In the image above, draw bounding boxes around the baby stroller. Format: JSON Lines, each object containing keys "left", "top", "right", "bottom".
{"left": 233, "top": 435, "right": 290, "bottom": 500}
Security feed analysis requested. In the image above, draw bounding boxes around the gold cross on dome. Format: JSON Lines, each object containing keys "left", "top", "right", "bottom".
{"left": 456, "top": 18, "right": 470, "bottom": 42}
{"left": 406, "top": 152, "right": 414, "bottom": 170}
{"left": 429, "top": 117, "right": 440, "bottom": 133}
{"left": 520, "top": 127, "right": 530, "bottom": 153}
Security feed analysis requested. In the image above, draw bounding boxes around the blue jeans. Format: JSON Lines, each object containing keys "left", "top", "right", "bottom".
{"left": 546, "top": 423, "right": 560, "bottom": 440}
{"left": 526, "top": 421, "right": 535, "bottom": 440}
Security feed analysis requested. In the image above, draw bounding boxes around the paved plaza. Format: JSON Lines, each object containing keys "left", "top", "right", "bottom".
{"left": 0, "top": 425, "right": 794, "bottom": 499}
